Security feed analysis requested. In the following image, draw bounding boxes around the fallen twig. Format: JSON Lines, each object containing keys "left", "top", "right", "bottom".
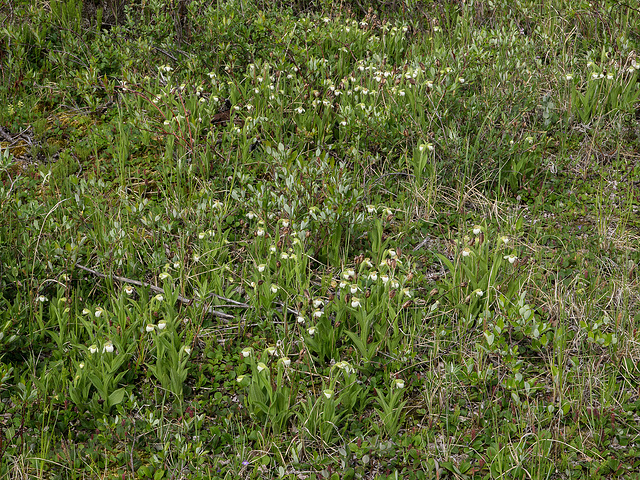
{"left": 75, "top": 263, "right": 236, "bottom": 320}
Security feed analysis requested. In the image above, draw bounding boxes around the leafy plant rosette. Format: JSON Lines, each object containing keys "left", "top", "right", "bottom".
{"left": 237, "top": 347, "right": 295, "bottom": 435}
{"left": 297, "top": 360, "right": 365, "bottom": 443}
{"left": 143, "top": 276, "right": 194, "bottom": 409}
{"left": 374, "top": 376, "right": 407, "bottom": 438}
{"left": 567, "top": 62, "right": 640, "bottom": 123}
{"left": 70, "top": 337, "right": 129, "bottom": 415}
{"left": 145, "top": 315, "right": 193, "bottom": 407}
{"left": 435, "top": 225, "right": 525, "bottom": 328}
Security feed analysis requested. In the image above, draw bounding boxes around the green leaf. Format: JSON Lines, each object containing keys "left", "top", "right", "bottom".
{"left": 108, "top": 387, "right": 126, "bottom": 406}
{"left": 484, "top": 331, "right": 495, "bottom": 346}
{"left": 435, "top": 253, "right": 456, "bottom": 275}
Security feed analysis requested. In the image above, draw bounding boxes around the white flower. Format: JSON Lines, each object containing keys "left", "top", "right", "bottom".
{"left": 402, "top": 288, "right": 412, "bottom": 298}
{"left": 351, "top": 297, "right": 361, "bottom": 308}
{"left": 473, "top": 225, "right": 482, "bottom": 235}
{"left": 323, "top": 389, "right": 333, "bottom": 399}
{"left": 94, "top": 307, "right": 104, "bottom": 318}
{"left": 281, "top": 219, "right": 290, "bottom": 228}
{"left": 198, "top": 232, "right": 206, "bottom": 239}
{"left": 157, "top": 321, "right": 167, "bottom": 330}
{"left": 257, "top": 362, "right": 267, "bottom": 373}
{"left": 473, "top": 289, "right": 484, "bottom": 297}
{"left": 246, "top": 211, "right": 256, "bottom": 220}
{"left": 390, "top": 280, "right": 399, "bottom": 289}
{"left": 266, "top": 346, "right": 277, "bottom": 356}
{"left": 236, "top": 375, "right": 246, "bottom": 383}
{"left": 281, "top": 357, "right": 291, "bottom": 367}
{"left": 350, "top": 284, "right": 359, "bottom": 294}
{"left": 159, "top": 272, "right": 170, "bottom": 280}
{"left": 124, "top": 285, "right": 134, "bottom": 295}
{"left": 242, "top": 347, "right": 252, "bottom": 358}
{"left": 313, "top": 309, "right": 323, "bottom": 318}
{"left": 462, "top": 247, "right": 471, "bottom": 257}
{"left": 297, "top": 315, "right": 306, "bottom": 324}
{"left": 256, "top": 228, "right": 265, "bottom": 237}
{"left": 504, "top": 254, "right": 518, "bottom": 264}
{"left": 343, "top": 269, "right": 355, "bottom": 279}
{"left": 381, "top": 274, "right": 389, "bottom": 284}
{"left": 37, "top": 295, "right": 47, "bottom": 303}
{"left": 183, "top": 346, "right": 191, "bottom": 355}
{"left": 103, "top": 341, "right": 114, "bottom": 354}
{"left": 146, "top": 324, "right": 155, "bottom": 333}
{"left": 393, "top": 378, "right": 405, "bottom": 389}
{"left": 500, "top": 236, "right": 509, "bottom": 245}
{"left": 270, "top": 284, "right": 278, "bottom": 294}
{"left": 308, "top": 327, "right": 316, "bottom": 336}
{"left": 82, "top": 308, "right": 91, "bottom": 315}
{"left": 296, "top": 106, "right": 305, "bottom": 114}
{"left": 335, "top": 361, "right": 353, "bottom": 373}
{"left": 172, "top": 262, "right": 180, "bottom": 269}
{"left": 89, "top": 344, "right": 98, "bottom": 354}
{"left": 565, "top": 73, "right": 574, "bottom": 80}
{"left": 458, "top": 77, "right": 465, "bottom": 84}
{"left": 153, "top": 294, "right": 164, "bottom": 302}
{"left": 269, "top": 245, "right": 277, "bottom": 253}
{"left": 367, "top": 205, "right": 376, "bottom": 214}
{"left": 257, "top": 264, "right": 266, "bottom": 273}
{"left": 369, "top": 271, "right": 378, "bottom": 281}
{"left": 79, "top": 362, "right": 84, "bottom": 369}
{"left": 313, "top": 298, "right": 323, "bottom": 309}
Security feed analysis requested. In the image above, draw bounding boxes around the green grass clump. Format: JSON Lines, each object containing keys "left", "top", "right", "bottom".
{"left": 1, "top": 0, "right": 640, "bottom": 478}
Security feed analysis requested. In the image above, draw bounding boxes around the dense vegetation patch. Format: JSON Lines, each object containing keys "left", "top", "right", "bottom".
{"left": 1, "top": 0, "right": 640, "bottom": 478}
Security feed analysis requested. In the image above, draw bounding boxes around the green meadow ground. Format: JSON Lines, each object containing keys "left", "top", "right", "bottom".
{"left": 1, "top": 0, "right": 640, "bottom": 478}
